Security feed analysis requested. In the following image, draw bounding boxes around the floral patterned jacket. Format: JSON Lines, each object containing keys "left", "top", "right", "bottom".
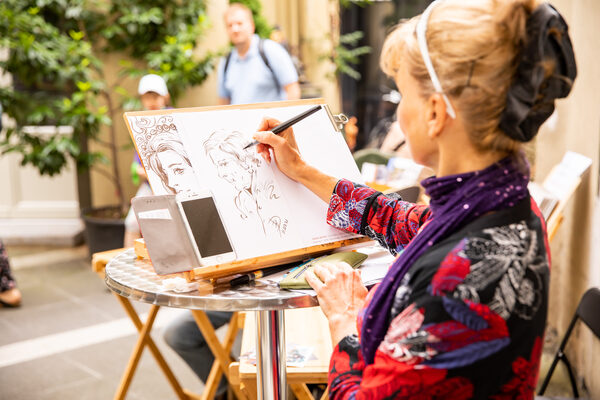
{"left": 325, "top": 180, "right": 550, "bottom": 399}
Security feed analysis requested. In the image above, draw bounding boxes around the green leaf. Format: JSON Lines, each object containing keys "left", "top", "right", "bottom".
{"left": 99, "top": 115, "right": 112, "bottom": 125}
{"left": 69, "top": 30, "right": 85, "bottom": 41}
{"left": 76, "top": 81, "right": 91, "bottom": 92}
{"left": 115, "top": 86, "right": 130, "bottom": 97}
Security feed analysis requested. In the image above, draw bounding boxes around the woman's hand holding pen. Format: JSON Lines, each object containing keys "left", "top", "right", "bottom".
{"left": 253, "top": 118, "right": 339, "bottom": 203}
{"left": 254, "top": 117, "right": 304, "bottom": 181}
{"left": 305, "top": 261, "right": 368, "bottom": 345}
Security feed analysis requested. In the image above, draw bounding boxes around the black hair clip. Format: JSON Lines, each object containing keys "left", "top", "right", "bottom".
{"left": 500, "top": 3, "right": 577, "bottom": 142}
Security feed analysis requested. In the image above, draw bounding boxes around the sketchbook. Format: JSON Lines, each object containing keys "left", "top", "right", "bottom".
{"left": 124, "top": 99, "right": 365, "bottom": 274}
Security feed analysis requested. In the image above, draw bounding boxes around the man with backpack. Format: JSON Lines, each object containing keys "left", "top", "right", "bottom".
{"left": 217, "top": 3, "right": 300, "bottom": 105}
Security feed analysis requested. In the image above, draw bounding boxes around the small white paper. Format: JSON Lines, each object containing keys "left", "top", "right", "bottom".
{"left": 240, "top": 343, "right": 316, "bottom": 368}
{"left": 361, "top": 162, "right": 379, "bottom": 182}
{"left": 161, "top": 277, "right": 199, "bottom": 293}
{"left": 560, "top": 151, "right": 592, "bottom": 177}
{"left": 138, "top": 208, "right": 172, "bottom": 220}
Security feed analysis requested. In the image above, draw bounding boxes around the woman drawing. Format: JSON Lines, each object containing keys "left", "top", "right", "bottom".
{"left": 252, "top": 0, "right": 576, "bottom": 397}
{"left": 203, "top": 129, "right": 286, "bottom": 237}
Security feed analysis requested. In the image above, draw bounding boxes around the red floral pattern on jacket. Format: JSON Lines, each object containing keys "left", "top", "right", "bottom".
{"left": 327, "top": 179, "right": 430, "bottom": 255}
{"left": 325, "top": 180, "right": 550, "bottom": 399}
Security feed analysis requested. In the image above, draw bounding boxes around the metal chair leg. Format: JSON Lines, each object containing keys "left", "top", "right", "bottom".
{"left": 561, "top": 352, "right": 580, "bottom": 398}
{"left": 538, "top": 315, "right": 579, "bottom": 396}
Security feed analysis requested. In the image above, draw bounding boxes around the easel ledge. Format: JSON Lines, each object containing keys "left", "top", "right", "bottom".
{"left": 134, "top": 237, "right": 372, "bottom": 281}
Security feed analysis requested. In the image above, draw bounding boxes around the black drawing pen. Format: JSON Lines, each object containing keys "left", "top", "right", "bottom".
{"left": 243, "top": 104, "right": 322, "bottom": 150}
{"left": 230, "top": 264, "right": 295, "bottom": 287}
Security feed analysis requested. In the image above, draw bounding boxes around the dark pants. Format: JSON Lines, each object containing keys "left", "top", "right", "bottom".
{"left": 0, "top": 240, "right": 16, "bottom": 293}
{"left": 163, "top": 310, "right": 233, "bottom": 395}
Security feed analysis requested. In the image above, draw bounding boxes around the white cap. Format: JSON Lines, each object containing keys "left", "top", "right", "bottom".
{"left": 138, "top": 74, "right": 169, "bottom": 97}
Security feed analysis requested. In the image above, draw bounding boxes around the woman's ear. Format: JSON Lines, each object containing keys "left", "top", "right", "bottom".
{"left": 425, "top": 93, "right": 449, "bottom": 139}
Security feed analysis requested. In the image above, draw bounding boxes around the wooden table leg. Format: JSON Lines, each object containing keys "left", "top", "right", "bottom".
{"left": 320, "top": 387, "right": 329, "bottom": 400}
{"left": 290, "top": 384, "right": 313, "bottom": 400}
{"left": 241, "top": 378, "right": 259, "bottom": 400}
{"left": 114, "top": 295, "right": 189, "bottom": 400}
{"left": 191, "top": 310, "right": 246, "bottom": 400}
{"left": 203, "top": 313, "right": 239, "bottom": 399}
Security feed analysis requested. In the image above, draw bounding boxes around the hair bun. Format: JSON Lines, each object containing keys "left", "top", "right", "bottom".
{"left": 500, "top": 3, "right": 577, "bottom": 142}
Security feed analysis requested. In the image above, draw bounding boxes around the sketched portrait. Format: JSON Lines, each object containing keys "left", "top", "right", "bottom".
{"left": 203, "top": 129, "right": 286, "bottom": 237}
{"left": 129, "top": 115, "right": 199, "bottom": 197}
{"left": 146, "top": 136, "right": 199, "bottom": 197}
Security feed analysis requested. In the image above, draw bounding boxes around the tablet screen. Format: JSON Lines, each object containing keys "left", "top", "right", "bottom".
{"left": 180, "top": 197, "right": 234, "bottom": 257}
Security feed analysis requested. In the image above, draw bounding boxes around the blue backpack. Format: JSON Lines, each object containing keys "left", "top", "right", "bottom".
{"left": 223, "top": 38, "right": 280, "bottom": 90}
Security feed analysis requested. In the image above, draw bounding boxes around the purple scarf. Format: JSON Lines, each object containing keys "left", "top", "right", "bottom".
{"left": 360, "top": 155, "right": 530, "bottom": 364}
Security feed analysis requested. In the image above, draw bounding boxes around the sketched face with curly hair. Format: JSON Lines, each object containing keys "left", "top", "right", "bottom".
{"left": 203, "top": 130, "right": 260, "bottom": 192}
{"left": 203, "top": 129, "right": 286, "bottom": 237}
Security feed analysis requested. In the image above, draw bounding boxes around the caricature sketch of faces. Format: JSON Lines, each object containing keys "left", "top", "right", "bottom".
{"left": 203, "top": 129, "right": 286, "bottom": 237}
{"left": 209, "top": 148, "right": 253, "bottom": 192}
{"left": 204, "top": 129, "right": 259, "bottom": 190}
{"left": 147, "top": 138, "right": 199, "bottom": 197}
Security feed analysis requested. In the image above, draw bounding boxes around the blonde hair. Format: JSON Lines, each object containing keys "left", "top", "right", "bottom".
{"left": 381, "top": 0, "right": 539, "bottom": 154}
{"left": 224, "top": 3, "right": 254, "bottom": 23}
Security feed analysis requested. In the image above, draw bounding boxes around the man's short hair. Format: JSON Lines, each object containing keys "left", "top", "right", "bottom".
{"left": 224, "top": 2, "right": 253, "bottom": 22}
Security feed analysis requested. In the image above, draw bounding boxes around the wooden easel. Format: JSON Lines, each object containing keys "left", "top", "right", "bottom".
{"left": 183, "top": 237, "right": 370, "bottom": 280}
{"left": 118, "top": 99, "right": 367, "bottom": 400}
{"left": 124, "top": 98, "right": 368, "bottom": 281}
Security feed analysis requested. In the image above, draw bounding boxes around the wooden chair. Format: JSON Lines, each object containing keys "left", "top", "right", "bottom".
{"left": 231, "top": 307, "right": 332, "bottom": 400}
{"left": 91, "top": 247, "right": 127, "bottom": 278}
{"left": 92, "top": 248, "right": 244, "bottom": 400}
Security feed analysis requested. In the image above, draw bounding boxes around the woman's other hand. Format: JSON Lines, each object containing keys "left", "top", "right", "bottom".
{"left": 306, "top": 261, "right": 368, "bottom": 345}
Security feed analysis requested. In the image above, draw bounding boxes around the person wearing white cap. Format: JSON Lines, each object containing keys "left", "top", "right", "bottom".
{"left": 137, "top": 73, "right": 171, "bottom": 111}
{"left": 123, "top": 74, "right": 171, "bottom": 248}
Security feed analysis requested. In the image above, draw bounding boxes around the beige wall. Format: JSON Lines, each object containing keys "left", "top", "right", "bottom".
{"left": 268, "top": 0, "right": 341, "bottom": 111}
{"left": 536, "top": 0, "right": 600, "bottom": 396}
{"left": 92, "top": 0, "right": 339, "bottom": 207}
{"left": 0, "top": 48, "right": 80, "bottom": 220}
{"left": 90, "top": 51, "right": 140, "bottom": 208}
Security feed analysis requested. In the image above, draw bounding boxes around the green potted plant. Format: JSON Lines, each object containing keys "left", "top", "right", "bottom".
{"left": 0, "top": 0, "right": 216, "bottom": 254}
